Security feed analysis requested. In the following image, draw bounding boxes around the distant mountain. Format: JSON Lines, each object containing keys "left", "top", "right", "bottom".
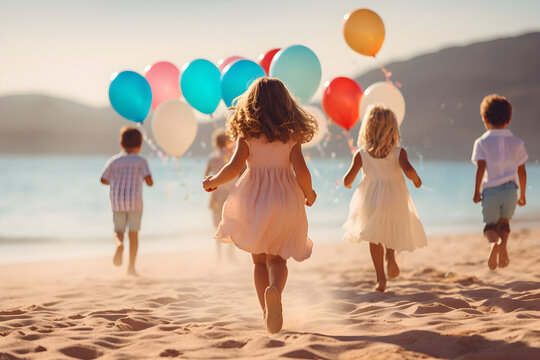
{"left": 1, "top": 32, "right": 539, "bottom": 161}
{"left": 354, "top": 32, "right": 540, "bottom": 161}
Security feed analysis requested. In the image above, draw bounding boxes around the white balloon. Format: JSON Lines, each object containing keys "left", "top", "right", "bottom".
{"left": 152, "top": 100, "right": 198, "bottom": 158}
{"left": 303, "top": 105, "right": 328, "bottom": 149}
{"left": 359, "top": 82, "right": 405, "bottom": 125}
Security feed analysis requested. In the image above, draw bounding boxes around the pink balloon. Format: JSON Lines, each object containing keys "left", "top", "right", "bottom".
{"left": 218, "top": 56, "right": 243, "bottom": 72}
{"left": 145, "top": 61, "right": 181, "bottom": 110}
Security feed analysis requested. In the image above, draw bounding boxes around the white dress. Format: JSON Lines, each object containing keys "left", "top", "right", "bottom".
{"left": 343, "top": 147, "right": 427, "bottom": 251}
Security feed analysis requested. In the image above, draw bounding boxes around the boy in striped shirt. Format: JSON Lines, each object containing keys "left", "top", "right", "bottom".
{"left": 101, "top": 126, "right": 153, "bottom": 275}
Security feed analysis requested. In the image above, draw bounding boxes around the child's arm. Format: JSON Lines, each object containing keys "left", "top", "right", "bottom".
{"left": 473, "top": 160, "right": 486, "bottom": 203}
{"left": 517, "top": 164, "right": 527, "bottom": 206}
{"left": 399, "top": 149, "right": 422, "bottom": 188}
{"left": 145, "top": 175, "right": 154, "bottom": 187}
{"left": 203, "top": 138, "right": 248, "bottom": 192}
{"left": 343, "top": 151, "right": 362, "bottom": 189}
{"left": 290, "top": 143, "right": 317, "bottom": 206}
{"left": 204, "top": 163, "right": 211, "bottom": 177}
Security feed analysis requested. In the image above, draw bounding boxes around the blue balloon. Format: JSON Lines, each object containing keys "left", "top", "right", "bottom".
{"left": 220, "top": 60, "right": 266, "bottom": 107}
{"left": 180, "top": 59, "right": 222, "bottom": 115}
{"left": 109, "top": 71, "right": 152, "bottom": 123}
{"left": 269, "top": 45, "right": 321, "bottom": 103}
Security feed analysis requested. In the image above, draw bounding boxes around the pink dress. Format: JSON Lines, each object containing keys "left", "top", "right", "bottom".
{"left": 214, "top": 137, "right": 313, "bottom": 261}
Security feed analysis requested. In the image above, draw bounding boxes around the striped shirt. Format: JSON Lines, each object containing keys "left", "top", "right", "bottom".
{"left": 101, "top": 152, "right": 151, "bottom": 211}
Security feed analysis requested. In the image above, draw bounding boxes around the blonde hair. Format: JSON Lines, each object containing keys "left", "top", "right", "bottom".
{"left": 226, "top": 77, "right": 317, "bottom": 143}
{"left": 358, "top": 105, "right": 400, "bottom": 158}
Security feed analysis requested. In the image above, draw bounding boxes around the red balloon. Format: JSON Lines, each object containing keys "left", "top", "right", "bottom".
{"left": 258, "top": 48, "right": 280, "bottom": 75}
{"left": 322, "top": 77, "right": 363, "bottom": 130}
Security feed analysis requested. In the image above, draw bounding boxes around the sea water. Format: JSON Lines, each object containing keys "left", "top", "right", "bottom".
{"left": 1, "top": 155, "right": 538, "bottom": 264}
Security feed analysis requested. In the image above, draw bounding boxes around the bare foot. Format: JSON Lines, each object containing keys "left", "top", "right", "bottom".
{"left": 488, "top": 244, "right": 499, "bottom": 270}
{"left": 113, "top": 244, "right": 124, "bottom": 266}
{"left": 264, "top": 286, "right": 283, "bottom": 334}
{"left": 387, "top": 260, "right": 400, "bottom": 279}
{"left": 498, "top": 246, "right": 510, "bottom": 268}
{"left": 375, "top": 277, "right": 387, "bottom": 292}
{"left": 127, "top": 268, "right": 139, "bottom": 276}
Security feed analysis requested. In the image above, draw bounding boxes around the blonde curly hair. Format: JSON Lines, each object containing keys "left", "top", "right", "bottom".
{"left": 226, "top": 77, "right": 317, "bottom": 144}
{"left": 358, "top": 105, "right": 401, "bottom": 158}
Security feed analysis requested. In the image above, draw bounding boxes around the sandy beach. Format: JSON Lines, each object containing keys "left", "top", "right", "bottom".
{"left": 1, "top": 228, "right": 540, "bottom": 360}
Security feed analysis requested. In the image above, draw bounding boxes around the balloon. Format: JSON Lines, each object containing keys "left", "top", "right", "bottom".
{"left": 109, "top": 71, "right": 152, "bottom": 123}
{"left": 359, "top": 82, "right": 405, "bottom": 125}
{"left": 343, "top": 9, "right": 385, "bottom": 57}
{"left": 144, "top": 61, "right": 181, "bottom": 110}
{"left": 322, "top": 77, "right": 363, "bottom": 131}
{"left": 218, "top": 56, "right": 243, "bottom": 72}
{"left": 303, "top": 105, "right": 328, "bottom": 149}
{"left": 269, "top": 45, "right": 321, "bottom": 103}
{"left": 152, "top": 100, "right": 198, "bottom": 158}
{"left": 180, "top": 59, "right": 222, "bottom": 115}
{"left": 258, "top": 48, "right": 280, "bottom": 75}
{"left": 220, "top": 59, "right": 266, "bottom": 107}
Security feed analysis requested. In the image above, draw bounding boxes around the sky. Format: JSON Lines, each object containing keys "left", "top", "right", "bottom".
{"left": 1, "top": 0, "right": 539, "bottom": 107}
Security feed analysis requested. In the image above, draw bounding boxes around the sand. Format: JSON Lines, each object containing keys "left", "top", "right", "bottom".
{"left": 1, "top": 228, "right": 540, "bottom": 359}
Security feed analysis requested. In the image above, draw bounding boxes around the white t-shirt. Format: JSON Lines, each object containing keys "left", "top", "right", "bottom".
{"left": 101, "top": 152, "right": 151, "bottom": 211}
{"left": 471, "top": 129, "right": 528, "bottom": 190}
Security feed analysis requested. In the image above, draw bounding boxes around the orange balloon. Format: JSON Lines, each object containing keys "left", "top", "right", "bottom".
{"left": 343, "top": 9, "right": 385, "bottom": 57}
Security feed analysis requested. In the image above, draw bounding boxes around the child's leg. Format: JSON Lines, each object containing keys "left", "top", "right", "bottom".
{"left": 485, "top": 226, "right": 500, "bottom": 270}
{"left": 127, "top": 231, "right": 138, "bottom": 275}
{"left": 266, "top": 255, "right": 288, "bottom": 293}
{"left": 265, "top": 254, "right": 287, "bottom": 333}
{"left": 251, "top": 253, "right": 269, "bottom": 312}
{"left": 112, "top": 212, "right": 127, "bottom": 266}
{"left": 369, "top": 242, "right": 386, "bottom": 292}
{"left": 386, "top": 248, "right": 400, "bottom": 279}
{"left": 498, "top": 219, "right": 510, "bottom": 268}
{"left": 113, "top": 232, "right": 124, "bottom": 266}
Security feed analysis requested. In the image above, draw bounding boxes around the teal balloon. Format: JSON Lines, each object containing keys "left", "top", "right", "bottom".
{"left": 108, "top": 71, "right": 152, "bottom": 123}
{"left": 180, "top": 59, "right": 222, "bottom": 114}
{"left": 221, "top": 59, "right": 266, "bottom": 107}
{"left": 269, "top": 45, "right": 321, "bottom": 103}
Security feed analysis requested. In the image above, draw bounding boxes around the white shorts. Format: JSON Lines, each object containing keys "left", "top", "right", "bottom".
{"left": 113, "top": 211, "right": 142, "bottom": 232}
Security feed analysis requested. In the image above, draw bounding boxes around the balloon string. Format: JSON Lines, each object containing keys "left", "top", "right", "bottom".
{"left": 373, "top": 56, "right": 392, "bottom": 83}
{"left": 343, "top": 130, "right": 357, "bottom": 155}
{"left": 373, "top": 56, "right": 402, "bottom": 88}
{"left": 136, "top": 123, "right": 168, "bottom": 161}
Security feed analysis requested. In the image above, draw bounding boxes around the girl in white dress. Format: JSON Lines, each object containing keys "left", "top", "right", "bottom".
{"left": 342, "top": 105, "right": 427, "bottom": 292}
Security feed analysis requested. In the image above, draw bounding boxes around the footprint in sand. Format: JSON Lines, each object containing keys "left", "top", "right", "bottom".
{"left": 59, "top": 345, "right": 102, "bottom": 360}
{"left": 159, "top": 349, "right": 183, "bottom": 357}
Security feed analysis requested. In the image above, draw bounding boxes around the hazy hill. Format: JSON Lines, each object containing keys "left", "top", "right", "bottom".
{"left": 0, "top": 32, "right": 539, "bottom": 161}
{"left": 354, "top": 32, "right": 540, "bottom": 161}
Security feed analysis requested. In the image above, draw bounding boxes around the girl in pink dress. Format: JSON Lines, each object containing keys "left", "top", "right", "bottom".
{"left": 202, "top": 77, "right": 317, "bottom": 333}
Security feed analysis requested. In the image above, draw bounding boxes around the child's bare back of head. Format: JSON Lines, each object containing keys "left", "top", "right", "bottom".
{"left": 480, "top": 94, "right": 512, "bottom": 129}
{"left": 226, "top": 77, "right": 317, "bottom": 144}
{"left": 119, "top": 126, "right": 143, "bottom": 153}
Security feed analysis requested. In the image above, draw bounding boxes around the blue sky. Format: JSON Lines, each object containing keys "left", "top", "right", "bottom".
{"left": 1, "top": 0, "right": 539, "bottom": 106}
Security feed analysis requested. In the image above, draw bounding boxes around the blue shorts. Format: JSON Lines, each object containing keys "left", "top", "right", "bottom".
{"left": 482, "top": 181, "right": 518, "bottom": 226}
{"left": 113, "top": 211, "right": 142, "bottom": 232}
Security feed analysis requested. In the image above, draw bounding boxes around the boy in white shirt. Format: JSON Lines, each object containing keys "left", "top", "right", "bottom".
{"left": 101, "top": 126, "right": 153, "bottom": 275}
{"left": 472, "top": 94, "right": 527, "bottom": 270}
